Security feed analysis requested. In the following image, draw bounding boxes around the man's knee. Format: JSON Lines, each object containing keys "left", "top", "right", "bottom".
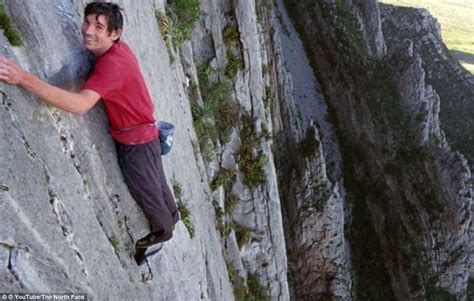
{"left": 150, "top": 222, "right": 174, "bottom": 243}
{"left": 160, "top": 225, "right": 173, "bottom": 243}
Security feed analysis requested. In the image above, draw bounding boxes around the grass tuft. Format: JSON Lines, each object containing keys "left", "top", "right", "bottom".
{"left": 0, "top": 4, "right": 22, "bottom": 46}
{"left": 211, "top": 168, "right": 236, "bottom": 191}
{"left": 235, "top": 224, "right": 252, "bottom": 249}
{"left": 225, "top": 194, "right": 239, "bottom": 215}
{"left": 178, "top": 201, "right": 195, "bottom": 238}
{"left": 156, "top": 0, "right": 200, "bottom": 50}
{"left": 223, "top": 24, "right": 245, "bottom": 79}
{"left": 223, "top": 25, "right": 240, "bottom": 47}
{"left": 247, "top": 273, "right": 270, "bottom": 301}
{"left": 173, "top": 182, "right": 182, "bottom": 199}
{"left": 109, "top": 237, "right": 120, "bottom": 255}
{"left": 237, "top": 115, "right": 268, "bottom": 188}
{"left": 192, "top": 62, "right": 236, "bottom": 160}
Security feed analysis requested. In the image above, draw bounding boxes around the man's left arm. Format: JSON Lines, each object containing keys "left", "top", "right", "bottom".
{"left": 0, "top": 56, "right": 100, "bottom": 116}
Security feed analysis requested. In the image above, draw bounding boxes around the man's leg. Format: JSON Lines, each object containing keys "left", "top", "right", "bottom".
{"left": 154, "top": 146, "right": 180, "bottom": 225}
{"left": 117, "top": 139, "right": 176, "bottom": 244}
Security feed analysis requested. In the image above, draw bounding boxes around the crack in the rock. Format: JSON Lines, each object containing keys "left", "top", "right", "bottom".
{"left": 0, "top": 184, "right": 9, "bottom": 192}
{"left": 263, "top": 178, "right": 286, "bottom": 300}
{"left": 47, "top": 188, "right": 88, "bottom": 276}
{"left": 1, "top": 93, "right": 41, "bottom": 161}
{"left": 1, "top": 92, "right": 13, "bottom": 112}
{"left": 0, "top": 242, "right": 15, "bottom": 249}
{"left": 144, "top": 259, "right": 154, "bottom": 281}
{"left": 2, "top": 92, "right": 87, "bottom": 276}
{"left": 22, "top": 137, "right": 39, "bottom": 159}
{"left": 6, "top": 247, "right": 25, "bottom": 289}
{"left": 110, "top": 194, "right": 135, "bottom": 246}
{"left": 46, "top": 107, "right": 124, "bottom": 276}
{"left": 50, "top": 122, "right": 124, "bottom": 268}
{"left": 54, "top": 121, "right": 79, "bottom": 163}
{"left": 49, "top": 191, "right": 72, "bottom": 236}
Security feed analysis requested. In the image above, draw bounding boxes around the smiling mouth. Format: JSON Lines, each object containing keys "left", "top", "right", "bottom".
{"left": 83, "top": 37, "right": 95, "bottom": 43}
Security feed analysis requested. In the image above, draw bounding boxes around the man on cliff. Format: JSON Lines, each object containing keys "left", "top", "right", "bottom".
{"left": 0, "top": 2, "right": 179, "bottom": 264}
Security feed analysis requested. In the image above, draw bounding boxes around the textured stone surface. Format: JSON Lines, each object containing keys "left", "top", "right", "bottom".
{"left": 188, "top": 0, "right": 291, "bottom": 299}
{"left": 272, "top": 0, "right": 351, "bottom": 299}
{"left": 1, "top": 0, "right": 234, "bottom": 299}
{"left": 380, "top": 3, "right": 474, "bottom": 168}
{"left": 1, "top": 0, "right": 472, "bottom": 300}
{"left": 282, "top": 0, "right": 473, "bottom": 299}
{"left": 1, "top": 0, "right": 294, "bottom": 299}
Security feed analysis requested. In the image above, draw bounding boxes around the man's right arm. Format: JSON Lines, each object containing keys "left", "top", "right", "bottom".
{"left": 0, "top": 56, "right": 100, "bottom": 116}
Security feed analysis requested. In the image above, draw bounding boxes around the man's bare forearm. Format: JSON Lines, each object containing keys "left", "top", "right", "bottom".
{"left": 20, "top": 71, "right": 95, "bottom": 115}
{"left": 0, "top": 56, "right": 100, "bottom": 116}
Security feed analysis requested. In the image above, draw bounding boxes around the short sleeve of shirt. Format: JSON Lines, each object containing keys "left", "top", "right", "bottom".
{"left": 83, "top": 58, "right": 123, "bottom": 100}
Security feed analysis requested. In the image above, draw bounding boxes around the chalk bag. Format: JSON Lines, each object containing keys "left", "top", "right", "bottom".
{"left": 156, "top": 121, "right": 175, "bottom": 155}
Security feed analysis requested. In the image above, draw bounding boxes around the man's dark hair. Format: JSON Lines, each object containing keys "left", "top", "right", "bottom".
{"left": 85, "top": 2, "right": 123, "bottom": 41}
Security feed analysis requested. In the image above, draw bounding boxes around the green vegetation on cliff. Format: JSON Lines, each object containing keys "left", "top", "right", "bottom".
{"left": 238, "top": 115, "right": 268, "bottom": 188}
{"left": 156, "top": 0, "right": 200, "bottom": 50}
{"left": 283, "top": 0, "right": 470, "bottom": 299}
{"left": 0, "top": 4, "right": 22, "bottom": 46}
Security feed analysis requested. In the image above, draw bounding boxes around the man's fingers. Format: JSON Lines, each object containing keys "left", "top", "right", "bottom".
{"left": 0, "top": 74, "right": 10, "bottom": 83}
{"left": 0, "top": 67, "right": 8, "bottom": 77}
{"left": 0, "top": 66, "right": 16, "bottom": 84}
{"left": 0, "top": 66, "right": 10, "bottom": 77}
{"left": 0, "top": 57, "right": 16, "bottom": 69}
{"left": 0, "top": 57, "right": 12, "bottom": 67}
{"left": 0, "top": 62, "right": 10, "bottom": 73}
{"left": 0, "top": 58, "right": 22, "bottom": 84}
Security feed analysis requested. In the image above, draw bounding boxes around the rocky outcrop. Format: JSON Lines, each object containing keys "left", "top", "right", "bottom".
{"left": 187, "top": 0, "right": 289, "bottom": 299}
{"left": 282, "top": 0, "right": 473, "bottom": 299}
{"left": 271, "top": 0, "right": 352, "bottom": 299}
{"left": 380, "top": 3, "right": 474, "bottom": 168}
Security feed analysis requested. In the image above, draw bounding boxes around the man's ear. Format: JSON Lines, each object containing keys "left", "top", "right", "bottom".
{"left": 112, "top": 28, "right": 122, "bottom": 41}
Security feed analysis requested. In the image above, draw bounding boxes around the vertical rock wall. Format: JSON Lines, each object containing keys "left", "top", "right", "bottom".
{"left": 282, "top": 0, "right": 473, "bottom": 299}
{"left": 188, "top": 0, "right": 289, "bottom": 299}
{"left": 271, "top": 0, "right": 352, "bottom": 299}
{"left": 0, "top": 0, "right": 290, "bottom": 299}
{"left": 1, "top": 0, "right": 472, "bottom": 300}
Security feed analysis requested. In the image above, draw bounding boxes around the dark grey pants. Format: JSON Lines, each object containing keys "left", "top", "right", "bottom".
{"left": 116, "top": 138, "right": 179, "bottom": 243}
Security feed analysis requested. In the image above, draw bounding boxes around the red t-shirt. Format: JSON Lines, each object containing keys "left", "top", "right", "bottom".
{"left": 83, "top": 41, "right": 158, "bottom": 145}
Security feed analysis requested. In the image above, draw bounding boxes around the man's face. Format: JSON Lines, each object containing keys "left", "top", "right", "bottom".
{"left": 81, "top": 14, "right": 120, "bottom": 56}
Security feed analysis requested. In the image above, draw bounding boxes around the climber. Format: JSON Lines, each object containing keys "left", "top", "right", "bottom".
{"left": 0, "top": 2, "right": 179, "bottom": 265}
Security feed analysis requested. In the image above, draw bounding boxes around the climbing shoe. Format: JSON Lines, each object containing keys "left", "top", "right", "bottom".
{"left": 136, "top": 233, "right": 159, "bottom": 249}
{"left": 134, "top": 247, "right": 147, "bottom": 265}
{"left": 134, "top": 243, "right": 163, "bottom": 265}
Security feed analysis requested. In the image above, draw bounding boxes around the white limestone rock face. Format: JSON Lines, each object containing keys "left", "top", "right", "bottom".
{"left": 386, "top": 41, "right": 443, "bottom": 146}
{"left": 1, "top": 1, "right": 234, "bottom": 300}
{"left": 186, "top": 0, "right": 290, "bottom": 299}
{"left": 232, "top": 1, "right": 289, "bottom": 299}
{"left": 1, "top": 0, "right": 294, "bottom": 299}
{"left": 379, "top": 8, "right": 474, "bottom": 295}
{"left": 281, "top": 0, "right": 473, "bottom": 299}
{"left": 380, "top": 3, "right": 474, "bottom": 165}
{"left": 351, "top": 0, "right": 386, "bottom": 57}
{"left": 268, "top": 0, "right": 353, "bottom": 299}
